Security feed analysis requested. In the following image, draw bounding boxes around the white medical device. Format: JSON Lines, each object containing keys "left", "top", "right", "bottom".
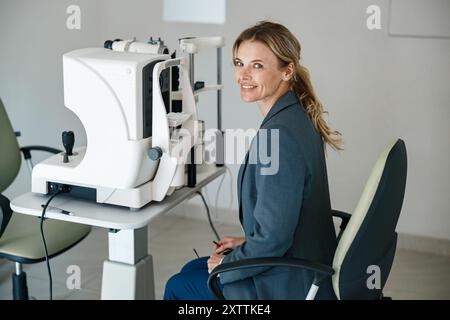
{"left": 31, "top": 36, "right": 224, "bottom": 209}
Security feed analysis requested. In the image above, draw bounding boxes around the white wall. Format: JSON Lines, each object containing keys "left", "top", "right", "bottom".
{"left": 0, "top": 0, "right": 107, "bottom": 198}
{"left": 1, "top": 0, "right": 449, "bottom": 240}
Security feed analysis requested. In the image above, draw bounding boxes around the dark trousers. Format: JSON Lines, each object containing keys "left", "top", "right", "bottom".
{"left": 164, "top": 256, "right": 222, "bottom": 300}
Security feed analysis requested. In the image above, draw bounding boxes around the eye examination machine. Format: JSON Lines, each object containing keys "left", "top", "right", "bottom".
{"left": 30, "top": 36, "right": 225, "bottom": 209}
{"left": 2, "top": 36, "right": 227, "bottom": 300}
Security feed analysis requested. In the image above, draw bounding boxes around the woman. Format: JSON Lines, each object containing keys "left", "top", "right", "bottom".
{"left": 164, "top": 21, "right": 342, "bottom": 300}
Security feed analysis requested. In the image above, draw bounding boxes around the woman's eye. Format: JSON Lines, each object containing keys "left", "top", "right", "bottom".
{"left": 234, "top": 60, "right": 243, "bottom": 67}
{"left": 254, "top": 63, "right": 263, "bottom": 69}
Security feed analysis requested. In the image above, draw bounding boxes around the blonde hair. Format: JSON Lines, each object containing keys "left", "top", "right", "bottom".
{"left": 233, "top": 21, "right": 343, "bottom": 151}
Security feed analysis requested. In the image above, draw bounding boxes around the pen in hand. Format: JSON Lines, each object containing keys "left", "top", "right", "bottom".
{"left": 193, "top": 248, "right": 200, "bottom": 258}
{"left": 212, "top": 240, "right": 232, "bottom": 255}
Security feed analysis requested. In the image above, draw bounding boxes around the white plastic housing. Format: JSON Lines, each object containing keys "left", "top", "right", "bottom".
{"left": 31, "top": 48, "right": 198, "bottom": 209}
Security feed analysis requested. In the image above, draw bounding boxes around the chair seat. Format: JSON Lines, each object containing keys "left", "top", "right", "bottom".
{"left": 0, "top": 213, "right": 91, "bottom": 263}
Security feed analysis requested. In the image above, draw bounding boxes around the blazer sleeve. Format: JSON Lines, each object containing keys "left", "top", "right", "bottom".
{"left": 220, "top": 125, "right": 307, "bottom": 285}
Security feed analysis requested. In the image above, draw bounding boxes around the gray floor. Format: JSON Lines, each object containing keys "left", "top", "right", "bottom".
{"left": 1, "top": 212, "right": 449, "bottom": 300}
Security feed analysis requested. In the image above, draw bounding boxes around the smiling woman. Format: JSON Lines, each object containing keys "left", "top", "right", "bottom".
{"left": 233, "top": 40, "right": 294, "bottom": 117}
{"left": 164, "top": 21, "right": 342, "bottom": 300}
{"left": 232, "top": 21, "right": 342, "bottom": 150}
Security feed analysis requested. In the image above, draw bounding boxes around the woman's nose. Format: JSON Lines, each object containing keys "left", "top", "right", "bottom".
{"left": 238, "top": 66, "right": 252, "bottom": 81}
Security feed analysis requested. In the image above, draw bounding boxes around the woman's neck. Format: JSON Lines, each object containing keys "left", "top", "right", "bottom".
{"left": 257, "top": 85, "right": 290, "bottom": 118}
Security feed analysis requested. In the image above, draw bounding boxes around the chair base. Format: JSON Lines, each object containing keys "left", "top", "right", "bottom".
{"left": 12, "top": 271, "right": 29, "bottom": 300}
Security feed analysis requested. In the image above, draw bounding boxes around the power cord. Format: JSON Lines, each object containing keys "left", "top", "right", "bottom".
{"left": 215, "top": 166, "right": 234, "bottom": 216}
{"left": 40, "top": 185, "right": 71, "bottom": 300}
{"left": 204, "top": 166, "right": 235, "bottom": 219}
{"left": 195, "top": 191, "right": 220, "bottom": 241}
{"left": 211, "top": 168, "right": 226, "bottom": 219}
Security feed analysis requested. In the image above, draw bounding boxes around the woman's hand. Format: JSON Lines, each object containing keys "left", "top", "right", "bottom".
{"left": 214, "top": 236, "right": 245, "bottom": 255}
{"left": 207, "top": 236, "right": 245, "bottom": 273}
{"left": 207, "top": 252, "right": 223, "bottom": 274}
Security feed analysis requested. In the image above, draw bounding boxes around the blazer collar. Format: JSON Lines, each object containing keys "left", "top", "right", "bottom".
{"left": 260, "top": 90, "right": 298, "bottom": 127}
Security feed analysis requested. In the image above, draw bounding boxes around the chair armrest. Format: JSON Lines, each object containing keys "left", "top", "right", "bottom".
{"left": 0, "top": 194, "right": 13, "bottom": 238}
{"left": 332, "top": 209, "right": 351, "bottom": 233}
{"left": 20, "top": 145, "right": 62, "bottom": 160}
{"left": 207, "top": 257, "right": 334, "bottom": 300}
{"left": 332, "top": 209, "right": 351, "bottom": 222}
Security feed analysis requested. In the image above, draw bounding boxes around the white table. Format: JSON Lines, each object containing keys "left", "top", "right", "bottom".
{"left": 11, "top": 164, "right": 226, "bottom": 300}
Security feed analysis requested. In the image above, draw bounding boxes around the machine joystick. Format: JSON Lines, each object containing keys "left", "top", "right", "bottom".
{"left": 62, "top": 131, "right": 75, "bottom": 163}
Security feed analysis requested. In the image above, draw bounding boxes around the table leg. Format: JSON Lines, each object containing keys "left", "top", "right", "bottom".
{"left": 101, "top": 227, "right": 155, "bottom": 300}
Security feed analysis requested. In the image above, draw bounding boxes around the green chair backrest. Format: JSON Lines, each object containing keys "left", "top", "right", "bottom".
{"left": 0, "top": 98, "right": 21, "bottom": 192}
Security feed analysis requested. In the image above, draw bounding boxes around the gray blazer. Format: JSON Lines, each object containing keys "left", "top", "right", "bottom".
{"left": 220, "top": 90, "right": 337, "bottom": 299}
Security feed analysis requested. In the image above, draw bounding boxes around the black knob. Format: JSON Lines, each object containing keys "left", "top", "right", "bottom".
{"left": 62, "top": 131, "right": 75, "bottom": 156}
{"left": 148, "top": 147, "right": 163, "bottom": 161}
{"left": 104, "top": 40, "right": 114, "bottom": 49}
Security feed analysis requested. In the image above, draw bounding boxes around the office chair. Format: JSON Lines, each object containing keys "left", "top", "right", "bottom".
{"left": 0, "top": 97, "right": 91, "bottom": 300}
{"left": 208, "top": 139, "right": 407, "bottom": 300}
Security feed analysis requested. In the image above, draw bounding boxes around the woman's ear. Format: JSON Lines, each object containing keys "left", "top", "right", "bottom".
{"left": 282, "top": 62, "right": 295, "bottom": 81}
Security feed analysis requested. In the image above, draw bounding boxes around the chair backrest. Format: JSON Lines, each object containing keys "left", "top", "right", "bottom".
{"left": 0, "top": 98, "right": 21, "bottom": 193}
{"left": 332, "top": 139, "right": 407, "bottom": 299}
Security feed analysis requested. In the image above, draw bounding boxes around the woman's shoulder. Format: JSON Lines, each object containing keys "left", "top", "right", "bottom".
{"left": 263, "top": 101, "right": 314, "bottom": 136}
{"left": 261, "top": 101, "right": 322, "bottom": 156}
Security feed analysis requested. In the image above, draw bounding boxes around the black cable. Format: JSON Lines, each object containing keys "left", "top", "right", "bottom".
{"left": 196, "top": 191, "right": 220, "bottom": 241}
{"left": 40, "top": 190, "right": 63, "bottom": 300}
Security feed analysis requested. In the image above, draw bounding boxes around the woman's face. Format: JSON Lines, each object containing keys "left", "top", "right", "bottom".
{"left": 234, "top": 40, "right": 290, "bottom": 107}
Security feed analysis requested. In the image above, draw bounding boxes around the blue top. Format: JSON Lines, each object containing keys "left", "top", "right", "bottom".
{"left": 220, "top": 90, "right": 337, "bottom": 299}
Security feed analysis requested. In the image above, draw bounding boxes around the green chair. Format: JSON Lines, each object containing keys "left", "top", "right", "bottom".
{"left": 0, "top": 97, "right": 91, "bottom": 300}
